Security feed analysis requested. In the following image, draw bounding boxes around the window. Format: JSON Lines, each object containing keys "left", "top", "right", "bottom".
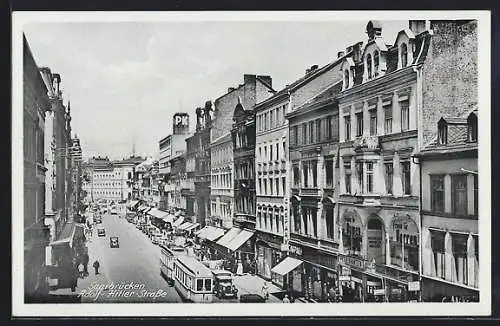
{"left": 264, "top": 145, "right": 267, "bottom": 161}
{"left": 344, "top": 161, "right": 352, "bottom": 194}
{"left": 264, "top": 178, "right": 268, "bottom": 195}
{"left": 270, "top": 145, "right": 273, "bottom": 162}
{"left": 270, "top": 109, "right": 274, "bottom": 128}
{"left": 312, "top": 161, "right": 318, "bottom": 188}
{"left": 293, "top": 165, "right": 300, "bottom": 187}
{"left": 264, "top": 112, "right": 268, "bottom": 130}
{"left": 373, "top": 51, "right": 379, "bottom": 76}
{"left": 282, "top": 141, "right": 286, "bottom": 160}
{"left": 316, "top": 119, "right": 321, "bottom": 143}
{"left": 400, "top": 43, "right": 408, "bottom": 68}
{"left": 275, "top": 177, "right": 279, "bottom": 195}
{"left": 452, "top": 174, "right": 468, "bottom": 216}
{"left": 355, "top": 112, "right": 363, "bottom": 137}
{"left": 301, "top": 124, "right": 307, "bottom": 145}
{"left": 384, "top": 104, "right": 393, "bottom": 134}
{"left": 204, "top": 279, "right": 212, "bottom": 291}
{"left": 291, "top": 126, "right": 298, "bottom": 146}
{"left": 325, "top": 158, "right": 334, "bottom": 187}
{"left": 309, "top": 121, "right": 314, "bottom": 144}
{"left": 325, "top": 206, "right": 334, "bottom": 239}
{"left": 344, "top": 70, "right": 350, "bottom": 89}
{"left": 401, "top": 161, "right": 411, "bottom": 195}
{"left": 430, "top": 175, "right": 445, "bottom": 213}
{"left": 438, "top": 121, "right": 447, "bottom": 145}
{"left": 197, "top": 279, "right": 203, "bottom": 291}
{"left": 275, "top": 143, "right": 279, "bottom": 161}
{"left": 356, "top": 162, "right": 364, "bottom": 192}
{"left": 452, "top": 233, "right": 469, "bottom": 285}
{"left": 366, "top": 162, "right": 374, "bottom": 193}
{"left": 282, "top": 177, "right": 286, "bottom": 196}
{"left": 430, "top": 230, "right": 446, "bottom": 279}
{"left": 369, "top": 109, "right": 377, "bottom": 135}
{"left": 366, "top": 54, "right": 372, "bottom": 78}
{"left": 303, "top": 162, "right": 309, "bottom": 188}
{"left": 467, "top": 113, "right": 478, "bottom": 142}
{"left": 400, "top": 100, "right": 410, "bottom": 131}
{"left": 343, "top": 221, "right": 362, "bottom": 254}
{"left": 276, "top": 107, "right": 281, "bottom": 126}
{"left": 344, "top": 116, "right": 351, "bottom": 140}
{"left": 474, "top": 174, "right": 478, "bottom": 216}
{"left": 384, "top": 163, "right": 393, "bottom": 194}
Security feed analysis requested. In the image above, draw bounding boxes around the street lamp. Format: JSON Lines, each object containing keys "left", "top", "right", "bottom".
{"left": 460, "top": 168, "right": 478, "bottom": 175}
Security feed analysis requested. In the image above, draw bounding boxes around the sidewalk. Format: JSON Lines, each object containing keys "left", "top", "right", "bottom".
{"left": 232, "top": 274, "right": 283, "bottom": 303}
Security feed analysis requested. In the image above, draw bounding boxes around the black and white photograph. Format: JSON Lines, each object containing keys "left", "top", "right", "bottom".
{"left": 12, "top": 10, "right": 491, "bottom": 317}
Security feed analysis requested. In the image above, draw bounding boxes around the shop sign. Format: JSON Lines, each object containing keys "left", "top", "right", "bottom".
{"left": 339, "top": 275, "right": 351, "bottom": 281}
{"left": 391, "top": 288, "right": 402, "bottom": 295}
{"left": 408, "top": 281, "right": 420, "bottom": 291}
{"left": 338, "top": 255, "right": 367, "bottom": 271}
{"left": 289, "top": 244, "right": 302, "bottom": 255}
{"left": 374, "top": 289, "right": 386, "bottom": 296}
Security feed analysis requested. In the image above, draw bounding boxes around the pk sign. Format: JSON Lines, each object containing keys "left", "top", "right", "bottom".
{"left": 175, "top": 115, "right": 189, "bottom": 126}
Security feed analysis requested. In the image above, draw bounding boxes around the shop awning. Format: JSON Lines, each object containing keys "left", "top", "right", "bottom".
{"left": 271, "top": 257, "right": 303, "bottom": 276}
{"left": 226, "top": 229, "right": 255, "bottom": 251}
{"left": 216, "top": 227, "right": 242, "bottom": 247}
{"left": 185, "top": 223, "right": 200, "bottom": 231}
{"left": 172, "top": 216, "right": 185, "bottom": 228}
{"left": 127, "top": 200, "right": 139, "bottom": 208}
{"left": 138, "top": 205, "right": 150, "bottom": 212}
{"left": 195, "top": 226, "right": 226, "bottom": 241}
{"left": 148, "top": 208, "right": 169, "bottom": 220}
{"left": 178, "top": 222, "right": 193, "bottom": 231}
{"left": 49, "top": 223, "right": 85, "bottom": 248}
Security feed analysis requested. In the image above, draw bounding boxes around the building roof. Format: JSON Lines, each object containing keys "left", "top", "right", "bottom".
{"left": 287, "top": 80, "right": 342, "bottom": 118}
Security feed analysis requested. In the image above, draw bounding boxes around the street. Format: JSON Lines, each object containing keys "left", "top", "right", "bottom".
{"left": 80, "top": 213, "right": 182, "bottom": 303}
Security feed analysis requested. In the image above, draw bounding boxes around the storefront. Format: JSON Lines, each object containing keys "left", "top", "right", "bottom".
{"left": 255, "top": 231, "right": 284, "bottom": 283}
{"left": 216, "top": 227, "right": 255, "bottom": 273}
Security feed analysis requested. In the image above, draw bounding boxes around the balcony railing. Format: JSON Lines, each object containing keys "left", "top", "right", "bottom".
{"left": 234, "top": 213, "right": 256, "bottom": 224}
{"left": 300, "top": 188, "right": 321, "bottom": 197}
{"left": 280, "top": 161, "right": 287, "bottom": 171}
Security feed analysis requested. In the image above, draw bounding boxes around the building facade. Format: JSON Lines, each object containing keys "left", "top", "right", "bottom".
{"left": 23, "top": 35, "right": 51, "bottom": 301}
{"left": 210, "top": 132, "right": 233, "bottom": 229}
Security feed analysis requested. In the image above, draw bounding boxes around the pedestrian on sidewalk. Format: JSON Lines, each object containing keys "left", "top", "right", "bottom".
{"left": 261, "top": 281, "right": 269, "bottom": 300}
{"left": 78, "top": 263, "right": 85, "bottom": 278}
{"left": 282, "top": 294, "right": 290, "bottom": 303}
{"left": 93, "top": 260, "right": 100, "bottom": 275}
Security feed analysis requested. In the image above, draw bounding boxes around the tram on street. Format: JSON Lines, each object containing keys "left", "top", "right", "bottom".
{"left": 160, "top": 244, "right": 188, "bottom": 286}
{"left": 173, "top": 255, "right": 214, "bottom": 303}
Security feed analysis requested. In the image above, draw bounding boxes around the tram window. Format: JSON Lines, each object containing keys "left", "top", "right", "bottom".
{"left": 204, "top": 279, "right": 212, "bottom": 292}
{"left": 197, "top": 279, "right": 203, "bottom": 291}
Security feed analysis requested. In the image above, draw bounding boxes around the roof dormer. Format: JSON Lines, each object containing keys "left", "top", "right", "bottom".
{"left": 394, "top": 29, "right": 416, "bottom": 69}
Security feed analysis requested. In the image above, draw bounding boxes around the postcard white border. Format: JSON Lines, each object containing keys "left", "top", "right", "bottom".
{"left": 12, "top": 10, "right": 491, "bottom": 317}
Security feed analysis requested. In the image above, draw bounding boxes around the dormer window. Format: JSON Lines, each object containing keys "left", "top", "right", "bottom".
{"left": 344, "top": 70, "right": 350, "bottom": 89}
{"left": 400, "top": 43, "right": 408, "bottom": 68}
{"left": 373, "top": 51, "right": 379, "bottom": 77}
{"left": 467, "top": 112, "right": 478, "bottom": 142}
{"left": 366, "top": 54, "right": 372, "bottom": 79}
{"left": 437, "top": 119, "right": 447, "bottom": 145}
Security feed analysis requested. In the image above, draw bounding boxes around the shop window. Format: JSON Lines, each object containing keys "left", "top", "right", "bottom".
{"left": 355, "top": 112, "right": 363, "bottom": 137}
{"left": 452, "top": 233, "right": 468, "bottom": 285}
{"left": 384, "top": 162, "right": 393, "bottom": 194}
{"left": 312, "top": 161, "right": 318, "bottom": 188}
{"left": 344, "top": 115, "right": 351, "bottom": 141}
{"left": 197, "top": 279, "right": 203, "bottom": 291}
{"left": 343, "top": 222, "right": 362, "bottom": 255}
{"left": 401, "top": 161, "right": 411, "bottom": 195}
{"left": 369, "top": 108, "right": 377, "bottom": 135}
{"left": 452, "top": 174, "right": 468, "bottom": 216}
{"left": 390, "top": 221, "right": 419, "bottom": 271}
{"left": 430, "top": 175, "right": 445, "bottom": 213}
{"left": 325, "top": 158, "right": 334, "bottom": 187}
{"left": 430, "top": 230, "right": 446, "bottom": 279}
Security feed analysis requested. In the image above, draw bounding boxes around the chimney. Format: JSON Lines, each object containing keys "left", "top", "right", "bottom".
{"left": 409, "top": 20, "right": 428, "bottom": 35}
{"left": 257, "top": 75, "right": 273, "bottom": 88}
{"left": 243, "top": 74, "right": 256, "bottom": 86}
{"left": 337, "top": 51, "right": 345, "bottom": 58}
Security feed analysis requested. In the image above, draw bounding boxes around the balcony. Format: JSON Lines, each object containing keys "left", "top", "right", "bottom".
{"left": 300, "top": 188, "right": 321, "bottom": 197}
{"left": 234, "top": 213, "right": 256, "bottom": 225}
{"left": 352, "top": 135, "right": 380, "bottom": 152}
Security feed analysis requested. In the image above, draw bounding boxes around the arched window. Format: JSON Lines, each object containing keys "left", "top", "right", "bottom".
{"left": 467, "top": 113, "right": 478, "bottom": 142}
{"left": 373, "top": 51, "right": 379, "bottom": 76}
{"left": 344, "top": 70, "right": 350, "bottom": 89}
{"left": 366, "top": 54, "right": 372, "bottom": 78}
{"left": 400, "top": 43, "right": 408, "bottom": 68}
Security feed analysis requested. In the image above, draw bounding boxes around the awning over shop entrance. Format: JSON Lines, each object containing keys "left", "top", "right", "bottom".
{"left": 49, "top": 222, "right": 85, "bottom": 248}
{"left": 148, "top": 208, "right": 169, "bottom": 220}
{"left": 138, "top": 205, "right": 150, "bottom": 212}
{"left": 172, "top": 216, "right": 184, "bottom": 228}
{"left": 178, "top": 222, "right": 193, "bottom": 231}
{"left": 226, "top": 229, "right": 254, "bottom": 252}
{"left": 127, "top": 200, "right": 139, "bottom": 208}
{"left": 216, "top": 227, "right": 242, "bottom": 247}
{"left": 162, "top": 214, "right": 175, "bottom": 223}
{"left": 195, "top": 226, "right": 226, "bottom": 242}
{"left": 271, "top": 257, "right": 303, "bottom": 276}
{"left": 185, "top": 223, "right": 200, "bottom": 231}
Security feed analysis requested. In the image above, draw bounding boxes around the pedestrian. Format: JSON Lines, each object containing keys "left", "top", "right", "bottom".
{"left": 282, "top": 294, "right": 290, "bottom": 303}
{"left": 83, "top": 253, "right": 89, "bottom": 276}
{"left": 93, "top": 260, "right": 100, "bottom": 275}
{"left": 71, "top": 266, "right": 78, "bottom": 292}
{"left": 261, "top": 281, "right": 269, "bottom": 300}
{"left": 78, "top": 263, "right": 85, "bottom": 278}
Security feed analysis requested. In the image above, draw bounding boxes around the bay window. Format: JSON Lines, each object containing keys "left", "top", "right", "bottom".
{"left": 344, "top": 161, "right": 352, "bottom": 194}
{"left": 356, "top": 162, "right": 364, "bottom": 192}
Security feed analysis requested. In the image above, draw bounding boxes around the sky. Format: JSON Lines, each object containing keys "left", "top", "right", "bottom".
{"left": 24, "top": 19, "right": 407, "bottom": 160}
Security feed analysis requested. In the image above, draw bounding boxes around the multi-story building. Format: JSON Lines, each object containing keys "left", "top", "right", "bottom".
{"left": 69, "top": 136, "right": 83, "bottom": 220}
{"left": 23, "top": 35, "right": 51, "bottom": 301}
{"left": 209, "top": 74, "right": 274, "bottom": 271}
{"left": 254, "top": 62, "right": 343, "bottom": 292}
{"left": 210, "top": 132, "right": 233, "bottom": 229}
{"left": 184, "top": 136, "right": 198, "bottom": 221}
{"left": 193, "top": 102, "right": 213, "bottom": 227}
{"left": 413, "top": 19, "right": 479, "bottom": 302}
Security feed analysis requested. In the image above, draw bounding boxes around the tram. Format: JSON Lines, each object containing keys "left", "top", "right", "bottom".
{"left": 160, "top": 244, "right": 188, "bottom": 286}
{"left": 173, "top": 255, "right": 214, "bottom": 303}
